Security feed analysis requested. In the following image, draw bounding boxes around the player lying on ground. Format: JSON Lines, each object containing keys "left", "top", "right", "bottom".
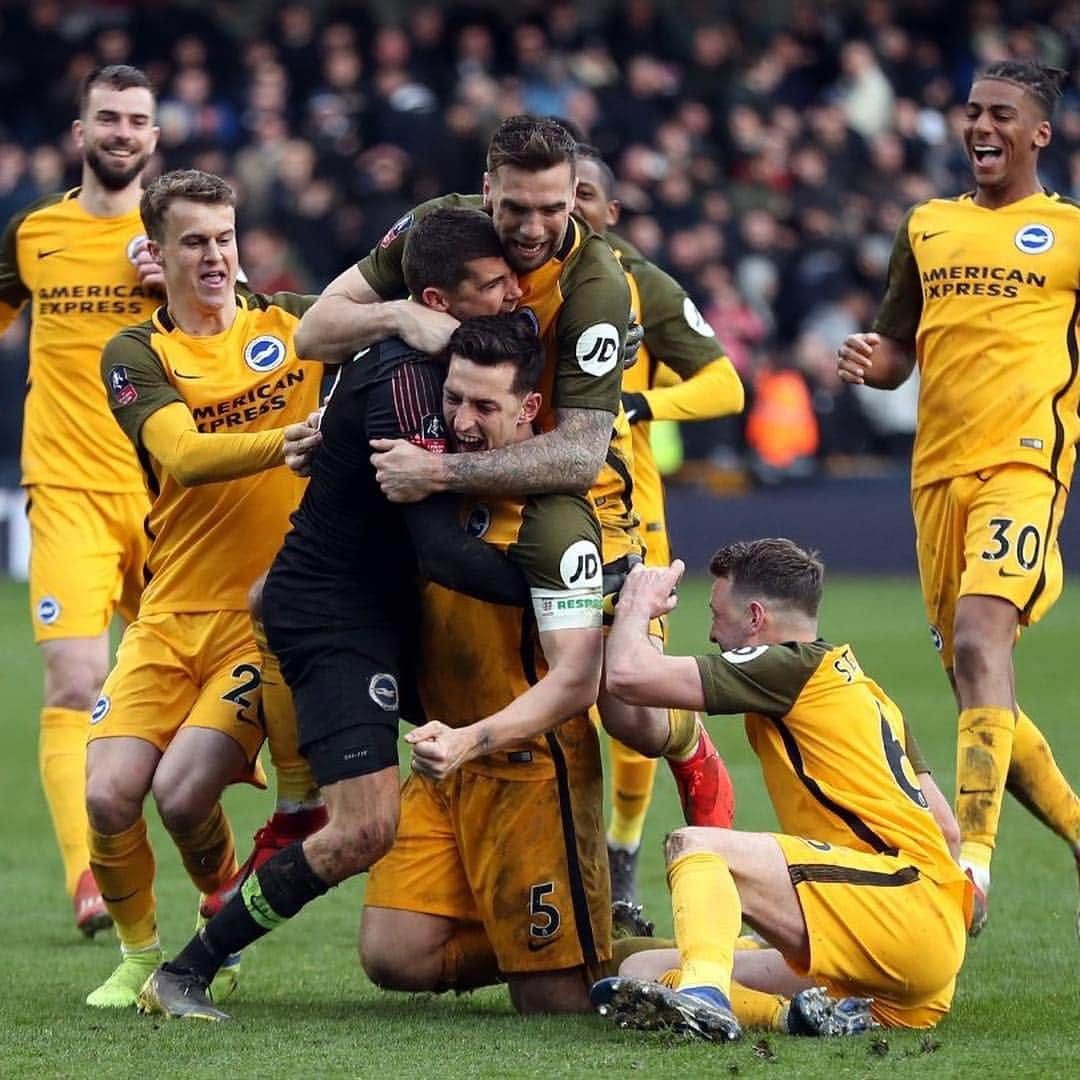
{"left": 590, "top": 540, "right": 972, "bottom": 1041}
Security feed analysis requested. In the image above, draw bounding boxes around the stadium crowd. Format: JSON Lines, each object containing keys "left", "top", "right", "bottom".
{"left": 1, "top": 0, "right": 1078, "bottom": 479}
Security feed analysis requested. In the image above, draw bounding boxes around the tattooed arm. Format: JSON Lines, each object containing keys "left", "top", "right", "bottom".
{"left": 370, "top": 407, "right": 612, "bottom": 502}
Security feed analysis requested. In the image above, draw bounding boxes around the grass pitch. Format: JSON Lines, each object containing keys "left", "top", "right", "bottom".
{"left": 2, "top": 573, "right": 1078, "bottom": 1077}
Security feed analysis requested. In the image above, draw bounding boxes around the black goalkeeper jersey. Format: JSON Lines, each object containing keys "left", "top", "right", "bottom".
{"left": 266, "top": 336, "right": 525, "bottom": 631}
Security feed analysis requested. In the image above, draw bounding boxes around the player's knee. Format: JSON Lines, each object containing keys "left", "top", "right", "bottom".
{"left": 43, "top": 659, "right": 106, "bottom": 712}
{"left": 360, "top": 941, "right": 435, "bottom": 992}
{"left": 951, "top": 629, "right": 996, "bottom": 684}
{"left": 152, "top": 777, "right": 219, "bottom": 834}
{"left": 664, "top": 826, "right": 717, "bottom": 863}
{"left": 85, "top": 770, "right": 142, "bottom": 834}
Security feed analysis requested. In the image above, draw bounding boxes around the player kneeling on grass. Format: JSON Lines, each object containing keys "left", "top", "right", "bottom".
{"left": 359, "top": 313, "right": 608, "bottom": 1014}
{"left": 591, "top": 540, "right": 972, "bottom": 1041}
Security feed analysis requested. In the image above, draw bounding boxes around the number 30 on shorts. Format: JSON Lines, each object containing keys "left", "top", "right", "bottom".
{"left": 980, "top": 517, "right": 1042, "bottom": 570}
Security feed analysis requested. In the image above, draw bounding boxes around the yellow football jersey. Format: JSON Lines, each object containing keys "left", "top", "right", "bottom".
{"left": 417, "top": 491, "right": 602, "bottom": 780}
{"left": 696, "top": 640, "right": 964, "bottom": 888}
{"left": 611, "top": 237, "right": 743, "bottom": 559}
{"left": 101, "top": 292, "right": 320, "bottom": 615}
{"left": 0, "top": 189, "right": 158, "bottom": 492}
{"left": 359, "top": 197, "right": 638, "bottom": 549}
{"left": 874, "top": 191, "right": 1080, "bottom": 490}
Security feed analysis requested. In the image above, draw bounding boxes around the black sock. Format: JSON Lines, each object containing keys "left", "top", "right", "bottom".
{"left": 169, "top": 841, "right": 330, "bottom": 985}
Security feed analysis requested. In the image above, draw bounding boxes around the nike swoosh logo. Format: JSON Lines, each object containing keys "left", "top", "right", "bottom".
{"left": 527, "top": 936, "right": 558, "bottom": 952}
{"left": 37, "top": 247, "right": 64, "bottom": 259}
{"left": 921, "top": 231, "right": 948, "bottom": 241}
{"left": 101, "top": 890, "right": 137, "bottom": 903}
{"left": 998, "top": 569, "right": 1026, "bottom": 578}
{"left": 173, "top": 371, "right": 202, "bottom": 380}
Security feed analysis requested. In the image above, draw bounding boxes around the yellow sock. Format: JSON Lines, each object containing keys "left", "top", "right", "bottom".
{"left": 663, "top": 708, "right": 700, "bottom": 762}
{"left": 89, "top": 818, "right": 158, "bottom": 951}
{"left": 731, "top": 980, "right": 787, "bottom": 1030}
{"left": 607, "top": 738, "right": 659, "bottom": 849}
{"left": 956, "top": 706, "right": 1016, "bottom": 871}
{"left": 253, "top": 618, "right": 320, "bottom": 809}
{"left": 1008, "top": 709, "right": 1080, "bottom": 848}
{"left": 668, "top": 850, "right": 740, "bottom": 995}
{"left": 39, "top": 706, "right": 91, "bottom": 896}
{"left": 166, "top": 802, "right": 237, "bottom": 895}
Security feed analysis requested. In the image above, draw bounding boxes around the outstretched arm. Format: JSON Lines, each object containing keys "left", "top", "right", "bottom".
{"left": 140, "top": 402, "right": 285, "bottom": 485}
{"left": 605, "top": 560, "right": 706, "bottom": 710}
{"left": 294, "top": 264, "right": 459, "bottom": 361}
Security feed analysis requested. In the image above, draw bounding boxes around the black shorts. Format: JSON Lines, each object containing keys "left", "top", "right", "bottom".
{"left": 277, "top": 635, "right": 402, "bottom": 786}
{"left": 261, "top": 564, "right": 424, "bottom": 786}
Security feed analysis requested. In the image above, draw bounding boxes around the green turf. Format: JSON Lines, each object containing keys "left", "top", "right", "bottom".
{"left": 1, "top": 573, "right": 1078, "bottom": 1077}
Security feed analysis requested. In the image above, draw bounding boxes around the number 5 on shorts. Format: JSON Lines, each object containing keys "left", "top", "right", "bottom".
{"left": 528, "top": 882, "right": 562, "bottom": 940}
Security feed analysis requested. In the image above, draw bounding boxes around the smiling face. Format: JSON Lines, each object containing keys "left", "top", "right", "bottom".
{"left": 442, "top": 355, "right": 540, "bottom": 453}
{"left": 151, "top": 198, "right": 238, "bottom": 315}
{"left": 427, "top": 255, "right": 522, "bottom": 320}
{"left": 74, "top": 84, "right": 158, "bottom": 192}
{"left": 964, "top": 78, "right": 1050, "bottom": 204}
{"left": 483, "top": 161, "right": 574, "bottom": 274}
{"left": 573, "top": 157, "right": 620, "bottom": 236}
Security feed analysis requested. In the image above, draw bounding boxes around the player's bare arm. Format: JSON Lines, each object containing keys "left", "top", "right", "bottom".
{"left": 370, "top": 407, "right": 611, "bottom": 503}
{"left": 919, "top": 770, "right": 962, "bottom": 860}
{"left": 606, "top": 559, "right": 707, "bottom": 711}
{"left": 294, "top": 264, "right": 458, "bottom": 361}
{"left": 407, "top": 624, "right": 601, "bottom": 781}
{"left": 836, "top": 331, "right": 916, "bottom": 390}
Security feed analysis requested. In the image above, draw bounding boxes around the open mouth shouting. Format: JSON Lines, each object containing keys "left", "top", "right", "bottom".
{"left": 454, "top": 431, "right": 486, "bottom": 452}
{"left": 971, "top": 143, "right": 1004, "bottom": 166}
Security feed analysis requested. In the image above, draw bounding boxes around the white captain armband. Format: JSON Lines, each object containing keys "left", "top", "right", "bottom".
{"left": 531, "top": 586, "right": 604, "bottom": 632}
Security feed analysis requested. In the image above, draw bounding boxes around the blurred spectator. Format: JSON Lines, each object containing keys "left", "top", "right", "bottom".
{"left": 242, "top": 225, "right": 313, "bottom": 295}
{"left": 0, "top": 0, "right": 1075, "bottom": 485}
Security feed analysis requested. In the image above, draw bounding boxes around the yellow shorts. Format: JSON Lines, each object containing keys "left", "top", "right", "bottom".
{"left": 635, "top": 477, "right": 670, "bottom": 569}
{"left": 26, "top": 484, "right": 150, "bottom": 643}
{"left": 88, "top": 609, "right": 267, "bottom": 783}
{"left": 912, "top": 465, "right": 1066, "bottom": 668}
{"left": 775, "top": 834, "right": 969, "bottom": 1029}
{"left": 366, "top": 715, "right": 610, "bottom": 975}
